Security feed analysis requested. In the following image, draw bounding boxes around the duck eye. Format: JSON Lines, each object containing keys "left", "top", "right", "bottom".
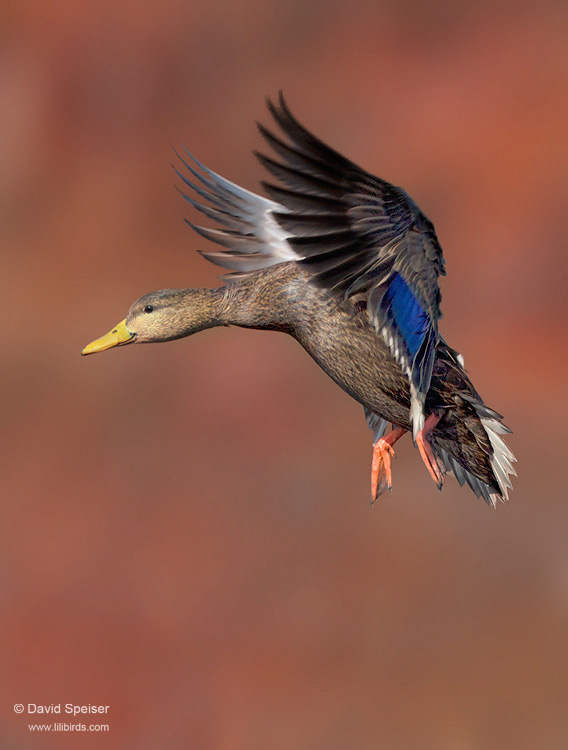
{"left": 144, "top": 305, "right": 154, "bottom": 313}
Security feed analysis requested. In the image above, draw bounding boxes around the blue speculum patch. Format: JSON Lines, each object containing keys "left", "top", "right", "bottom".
{"left": 383, "top": 273, "right": 429, "bottom": 359}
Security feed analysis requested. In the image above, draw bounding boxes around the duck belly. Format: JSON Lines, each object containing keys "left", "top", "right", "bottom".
{"left": 292, "top": 306, "right": 413, "bottom": 430}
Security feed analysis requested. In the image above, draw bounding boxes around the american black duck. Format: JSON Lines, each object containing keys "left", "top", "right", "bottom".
{"left": 83, "top": 94, "right": 515, "bottom": 506}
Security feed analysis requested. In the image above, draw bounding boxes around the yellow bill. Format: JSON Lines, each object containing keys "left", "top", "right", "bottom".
{"left": 82, "top": 318, "right": 135, "bottom": 356}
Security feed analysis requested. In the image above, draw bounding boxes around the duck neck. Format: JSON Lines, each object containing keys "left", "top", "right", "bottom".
{"left": 172, "top": 283, "right": 272, "bottom": 336}
{"left": 216, "top": 274, "right": 290, "bottom": 331}
{"left": 175, "top": 268, "right": 293, "bottom": 338}
{"left": 168, "top": 287, "right": 229, "bottom": 338}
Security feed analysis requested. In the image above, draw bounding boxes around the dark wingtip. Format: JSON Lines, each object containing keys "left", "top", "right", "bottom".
{"left": 255, "top": 123, "right": 278, "bottom": 155}
{"left": 252, "top": 149, "right": 272, "bottom": 170}
{"left": 265, "top": 96, "right": 279, "bottom": 122}
{"left": 256, "top": 121, "right": 272, "bottom": 140}
{"left": 278, "top": 90, "right": 292, "bottom": 117}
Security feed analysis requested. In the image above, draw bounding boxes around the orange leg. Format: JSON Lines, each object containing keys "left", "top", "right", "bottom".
{"left": 371, "top": 427, "right": 407, "bottom": 502}
{"left": 415, "top": 413, "right": 444, "bottom": 490}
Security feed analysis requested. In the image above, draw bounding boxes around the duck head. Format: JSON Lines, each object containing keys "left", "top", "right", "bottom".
{"left": 81, "top": 288, "right": 224, "bottom": 355}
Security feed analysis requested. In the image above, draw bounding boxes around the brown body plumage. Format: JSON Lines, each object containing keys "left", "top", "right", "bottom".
{"left": 83, "top": 95, "right": 516, "bottom": 506}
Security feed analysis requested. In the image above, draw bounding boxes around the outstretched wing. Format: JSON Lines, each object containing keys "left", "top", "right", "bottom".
{"left": 255, "top": 95, "right": 446, "bottom": 436}
{"left": 176, "top": 94, "right": 446, "bottom": 435}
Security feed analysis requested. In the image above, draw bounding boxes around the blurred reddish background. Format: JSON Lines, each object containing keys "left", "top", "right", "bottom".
{"left": 1, "top": 1, "right": 567, "bottom": 747}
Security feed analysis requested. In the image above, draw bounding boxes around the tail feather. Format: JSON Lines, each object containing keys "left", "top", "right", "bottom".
{"left": 481, "top": 416, "right": 516, "bottom": 499}
{"left": 434, "top": 405, "right": 516, "bottom": 508}
{"left": 426, "top": 344, "right": 516, "bottom": 507}
{"left": 437, "top": 448, "right": 495, "bottom": 505}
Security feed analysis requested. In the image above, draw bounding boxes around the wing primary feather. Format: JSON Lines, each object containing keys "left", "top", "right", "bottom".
{"left": 173, "top": 166, "right": 229, "bottom": 211}
{"left": 268, "top": 93, "right": 354, "bottom": 171}
{"left": 261, "top": 183, "right": 345, "bottom": 214}
{"left": 288, "top": 230, "right": 356, "bottom": 255}
{"left": 184, "top": 221, "right": 262, "bottom": 253}
{"left": 174, "top": 148, "right": 232, "bottom": 200}
{"left": 183, "top": 146, "right": 277, "bottom": 209}
{"left": 256, "top": 122, "right": 345, "bottom": 182}
{"left": 271, "top": 211, "right": 347, "bottom": 235}
{"left": 255, "top": 153, "right": 344, "bottom": 198}
{"left": 198, "top": 250, "right": 277, "bottom": 271}
{"left": 176, "top": 187, "right": 251, "bottom": 230}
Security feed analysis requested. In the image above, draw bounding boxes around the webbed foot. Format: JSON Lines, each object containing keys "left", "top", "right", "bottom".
{"left": 415, "top": 413, "right": 444, "bottom": 490}
{"left": 371, "top": 427, "right": 406, "bottom": 503}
